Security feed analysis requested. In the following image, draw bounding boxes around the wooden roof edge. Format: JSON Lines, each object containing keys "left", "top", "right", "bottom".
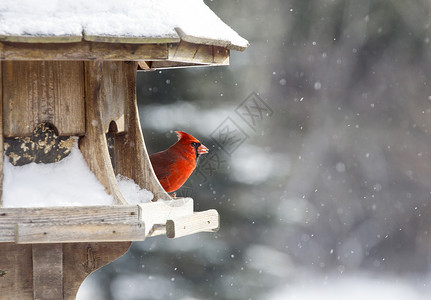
{"left": 0, "top": 34, "right": 83, "bottom": 43}
{"left": 0, "top": 32, "right": 248, "bottom": 51}
{"left": 0, "top": 40, "right": 231, "bottom": 67}
{"left": 83, "top": 34, "right": 180, "bottom": 45}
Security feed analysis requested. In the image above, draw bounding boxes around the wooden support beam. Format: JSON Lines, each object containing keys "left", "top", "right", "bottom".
{"left": 113, "top": 62, "right": 172, "bottom": 201}
{"left": 138, "top": 61, "right": 152, "bottom": 70}
{"left": 16, "top": 222, "right": 145, "bottom": 244}
{"left": 99, "top": 61, "right": 127, "bottom": 133}
{"left": 147, "top": 61, "right": 210, "bottom": 70}
{"left": 32, "top": 244, "right": 63, "bottom": 300}
{"left": 167, "top": 42, "right": 229, "bottom": 64}
{"left": 0, "top": 41, "right": 168, "bottom": 61}
{"left": 147, "top": 42, "right": 230, "bottom": 70}
{"left": 80, "top": 61, "right": 127, "bottom": 205}
{"left": 166, "top": 209, "right": 220, "bottom": 239}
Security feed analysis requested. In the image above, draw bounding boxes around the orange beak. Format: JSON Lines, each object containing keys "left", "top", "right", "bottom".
{"left": 197, "top": 144, "right": 209, "bottom": 155}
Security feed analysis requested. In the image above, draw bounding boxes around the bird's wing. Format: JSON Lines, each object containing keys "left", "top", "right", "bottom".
{"left": 149, "top": 151, "right": 176, "bottom": 180}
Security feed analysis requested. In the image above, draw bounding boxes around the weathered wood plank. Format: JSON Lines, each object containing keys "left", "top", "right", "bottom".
{"left": 0, "top": 206, "right": 140, "bottom": 242}
{"left": 63, "top": 242, "right": 131, "bottom": 300}
{"left": 2, "top": 61, "right": 85, "bottom": 137}
{"left": 0, "top": 34, "right": 82, "bottom": 43}
{"left": 168, "top": 42, "right": 230, "bottom": 64}
{"left": 138, "top": 198, "right": 193, "bottom": 236}
{"left": 83, "top": 34, "right": 179, "bottom": 45}
{"left": 112, "top": 61, "right": 172, "bottom": 201}
{"left": 166, "top": 209, "right": 220, "bottom": 239}
{"left": 100, "top": 61, "right": 127, "bottom": 133}
{"left": 0, "top": 61, "right": 3, "bottom": 206}
{"left": 0, "top": 205, "right": 139, "bottom": 224}
{"left": 32, "top": 244, "right": 63, "bottom": 300}
{"left": 80, "top": 61, "right": 127, "bottom": 205}
{"left": 16, "top": 222, "right": 145, "bottom": 244}
{"left": 0, "top": 41, "right": 168, "bottom": 61}
{"left": 0, "top": 243, "right": 33, "bottom": 299}
{"left": 0, "top": 224, "right": 14, "bottom": 242}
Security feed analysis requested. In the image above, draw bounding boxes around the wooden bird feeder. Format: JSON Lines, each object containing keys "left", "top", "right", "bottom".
{"left": 0, "top": 1, "right": 248, "bottom": 299}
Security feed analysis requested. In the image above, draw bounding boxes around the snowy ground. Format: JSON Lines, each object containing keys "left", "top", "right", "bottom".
{"left": 266, "top": 274, "right": 430, "bottom": 300}
{"left": 77, "top": 272, "right": 431, "bottom": 300}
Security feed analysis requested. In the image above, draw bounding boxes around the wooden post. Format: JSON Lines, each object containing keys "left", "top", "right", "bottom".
{"left": 80, "top": 61, "right": 127, "bottom": 205}
{"left": 32, "top": 244, "right": 63, "bottom": 300}
{"left": 113, "top": 62, "right": 172, "bottom": 201}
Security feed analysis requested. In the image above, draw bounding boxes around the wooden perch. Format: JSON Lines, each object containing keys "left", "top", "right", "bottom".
{"left": 166, "top": 209, "right": 220, "bottom": 238}
{"left": 0, "top": 201, "right": 219, "bottom": 242}
{"left": 138, "top": 198, "right": 194, "bottom": 236}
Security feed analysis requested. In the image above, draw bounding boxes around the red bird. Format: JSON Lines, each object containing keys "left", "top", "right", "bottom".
{"left": 150, "top": 131, "right": 209, "bottom": 193}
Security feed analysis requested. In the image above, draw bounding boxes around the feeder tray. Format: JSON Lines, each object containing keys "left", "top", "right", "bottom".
{"left": 0, "top": 1, "right": 248, "bottom": 299}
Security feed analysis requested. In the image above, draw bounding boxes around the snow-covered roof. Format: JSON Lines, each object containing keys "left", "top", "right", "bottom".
{"left": 0, "top": 0, "right": 249, "bottom": 51}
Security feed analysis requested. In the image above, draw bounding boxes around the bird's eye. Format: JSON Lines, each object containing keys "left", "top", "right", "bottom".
{"left": 191, "top": 142, "right": 200, "bottom": 148}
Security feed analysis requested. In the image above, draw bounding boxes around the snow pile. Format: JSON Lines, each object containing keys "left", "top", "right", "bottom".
{"left": 3, "top": 139, "right": 154, "bottom": 207}
{"left": 3, "top": 138, "right": 113, "bottom": 207}
{"left": 117, "top": 174, "right": 154, "bottom": 204}
{"left": 0, "top": 0, "right": 248, "bottom": 50}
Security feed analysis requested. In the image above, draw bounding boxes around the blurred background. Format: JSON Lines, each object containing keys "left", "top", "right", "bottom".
{"left": 79, "top": 0, "right": 431, "bottom": 299}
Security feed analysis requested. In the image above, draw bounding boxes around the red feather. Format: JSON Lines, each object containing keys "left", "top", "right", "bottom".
{"left": 150, "top": 131, "right": 209, "bottom": 193}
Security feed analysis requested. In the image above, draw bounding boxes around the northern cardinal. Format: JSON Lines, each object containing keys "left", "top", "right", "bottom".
{"left": 150, "top": 131, "right": 209, "bottom": 193}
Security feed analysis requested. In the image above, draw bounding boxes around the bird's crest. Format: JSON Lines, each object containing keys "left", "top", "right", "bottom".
{"left": 175, "top": 131, "right": 200, "bottom": 143}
